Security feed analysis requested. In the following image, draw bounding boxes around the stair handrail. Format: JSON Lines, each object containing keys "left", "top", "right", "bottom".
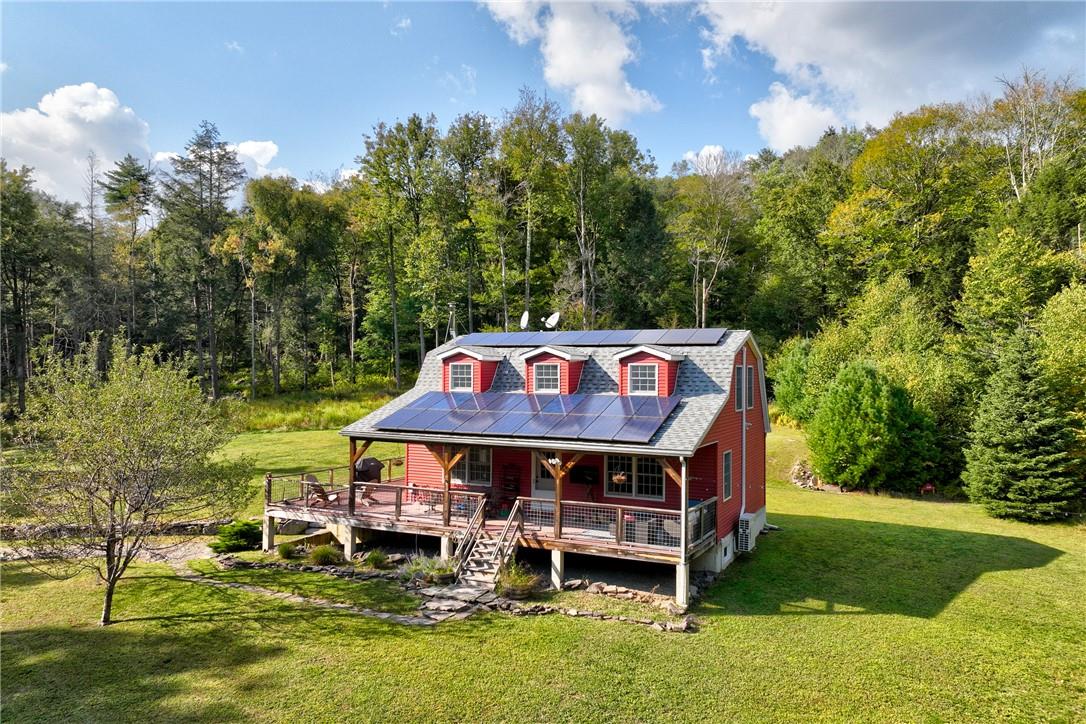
{"left": 490, "top": 499, "right": 523, "bottom": 566}
{"left": 453, "top": 500, "right": 487, "bottom": 578}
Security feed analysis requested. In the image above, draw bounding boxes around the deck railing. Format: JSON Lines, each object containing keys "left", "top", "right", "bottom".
{"left": 453, "top": 500, "right": 487, "bottom": 578}
{"left": 490, "top": 498, "right": 523, "bottom": 566}
{"left": 517, "top": 496, "right": 716, "bottom": 553}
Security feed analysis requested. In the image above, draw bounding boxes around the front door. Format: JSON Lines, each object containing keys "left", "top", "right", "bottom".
{"left": 532, "top": 450, "right": 557, "bottom": 501}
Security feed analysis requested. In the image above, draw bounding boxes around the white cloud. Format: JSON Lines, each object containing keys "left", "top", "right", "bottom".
{"left": 484, "top": 1, "right": 661, "bottom": 125}
{"left": 152, "top": 150, "right": 179, "bottom": 166}
{"left": 391, "top": 17, "right": 412, "bottom": 36}
{"left": 441, "top": 63, "right": 478, "bottom": 102}
{"left": 698, "top": 2, "right": 1085, "bottom": 148}
{"left": 225, "top": 40, "right": 244, "bottom": 54}
{"left": 230, "top": 140, "right": 290, "bottom": 179}
{"left": 0, "top": 62, "right": 8, "bottom": 74}
{"left": 749, "top": 83, "right": 843, "bottom": 152}
{"left": 682, "top": 144, "right": 723, "bottom": 164}
{"left": 0, "top": 82, "right": 150, "bottom": 202}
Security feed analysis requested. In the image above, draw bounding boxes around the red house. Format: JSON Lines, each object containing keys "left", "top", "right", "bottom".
{"left": 262, "top": 328, "right": 769, "bottom": 605}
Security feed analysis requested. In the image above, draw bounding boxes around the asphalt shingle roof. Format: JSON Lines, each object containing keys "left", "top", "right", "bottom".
{"left": 341, "top": 329, "right": 759, "bottom": 456}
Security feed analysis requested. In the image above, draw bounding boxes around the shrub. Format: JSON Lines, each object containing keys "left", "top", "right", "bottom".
{"left": 209, "top": 520, "right": 263, "bottom": 554}
{"left": 308, "top": 544, "right": 345, "bottom": 566}
{"left": 277, "top": 542, "right": 300, "bottom": 560}
{"left": 770, "top": 337, "right": 812, "bottom": 422}
{"left": 496, "top": 559, "right": 540, "bottom": 596}
{"left": 401, "top": 555, "right": 453, "bottom": 580}
{"left": 964, "top": 327, "right": 1083, "bottom": 521}
{"left": 808, "top": 361, "right": 937, "bottom": 492}
{"left": 360, "top": 548, "right": 389, "bottom": 569}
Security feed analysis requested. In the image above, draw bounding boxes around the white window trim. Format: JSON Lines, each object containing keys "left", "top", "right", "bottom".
{"left": 722, "top": 450, "right": 733, "bottom": 502}
{"left": 735, "top": 365, "right": 745, "bottom": 411}
{"left": 451, "top": 447, "right": 492, "bottom": 487}
{"left": 533, "top": 363, "right": 561, "bottom": 393}
{"left": 448, "top": 362, "right": 474, "bottom": 391}
{"left": 746, "top": 364, "right": 754, "bottom": 410}
{"left": 604, "top": 454, "right": 666, "bottom": 501}
{"left": 627, "top": 363, "right": 659, "bottom": 396}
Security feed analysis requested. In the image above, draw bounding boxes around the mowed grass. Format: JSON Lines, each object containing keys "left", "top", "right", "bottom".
{"left": 4, "top": 428, "right": 1086, "bottom": 722}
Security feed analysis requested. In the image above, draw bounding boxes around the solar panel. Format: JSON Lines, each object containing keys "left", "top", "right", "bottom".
{"left": 687, "top": 328, "right": 727, "bottom": 344}
{"left": 374, "top": 392, "right": 681, "bottom": 445}
{"left": 453, "top": 328, "right": 728, "bottom": 347}
{"left": 629, "top": 329, "right": 668, "bottom": 345}
{"left": 600, "top": 330, "right": 636, "bottom": 344}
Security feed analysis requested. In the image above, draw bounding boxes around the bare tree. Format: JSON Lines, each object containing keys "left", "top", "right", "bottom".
{"left": 10, "top": 339, "right": 250, "bottom": 625}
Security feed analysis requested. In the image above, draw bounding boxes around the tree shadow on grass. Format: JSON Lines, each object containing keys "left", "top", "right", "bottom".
{"left": 698, "top": 513, "right": 1063, "bottom": 619}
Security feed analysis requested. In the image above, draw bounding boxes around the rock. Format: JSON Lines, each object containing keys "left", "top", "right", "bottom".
{"left": 563, "top": 578, "right": 586, "bottom": 590}
{"left": 586, "top": 582, "right": 605, "bottom": 593}
{"left": 602, "top": 584, "right": 620, "bottom": 594}
{"left": 664, "top": 601, "right": 687, "bottom": 616}
{"left": 687, "top": 584, "right": 699, "bottom": 599}
{"left": 386, "top": 553, "right": 406, "bottom": 564}
{"left": 477, "top": 592, "right": 498, "bottom": 604}
{"left": 565, "top": 608, "right": 579, "bottom": 616}
{"left": 423, "top": 611, "right": 456, "bottom": 622}
{"left": 422, "top": 598, "right": 470, "bottom": 613}
{"left": 444, "top": 585, "right": 487, "bottom": 603}
{"left": 418, "top": 586, "right": 446, "bottom": 598}
{"left": 651, "top": 622, "right": 665, "bottom": 631}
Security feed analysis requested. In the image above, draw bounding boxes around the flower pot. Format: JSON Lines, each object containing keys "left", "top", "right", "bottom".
{"left": 429, "top": 571, "right": 455, "bottom": 584}
{"left": 503, "top": 585, "right": 533, "bottom": 600}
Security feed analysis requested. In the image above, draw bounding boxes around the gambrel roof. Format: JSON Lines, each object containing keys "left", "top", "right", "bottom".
{"left": 341, "top": 329, "right": 770, "bottom": 457}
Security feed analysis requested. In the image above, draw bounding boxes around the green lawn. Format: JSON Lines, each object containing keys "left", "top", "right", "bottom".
{"left": 4, "top": 427, "right": 1085, "bottom": 722}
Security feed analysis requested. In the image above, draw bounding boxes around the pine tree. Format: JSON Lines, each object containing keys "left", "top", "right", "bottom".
{"left": 964, "top": 326, "right": 1083, "bottom": 521}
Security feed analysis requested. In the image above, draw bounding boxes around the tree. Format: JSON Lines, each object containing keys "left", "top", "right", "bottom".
{"left": 963, "top": 327, "right": 1083, "bottom": 521}
{"left": 103, "top": 154, "right": 155, "bottom": 345}
{"left": 768, "top": 336, "right": 811, "bottom": 422}
{"left": 808, "top": 361, "right": 937, "bottom": 492}
{"left": 11, "top": 338, "right": 249, "bottom": 624}
{"left": 159, "top": 121, "right": 246, "bottom": 398}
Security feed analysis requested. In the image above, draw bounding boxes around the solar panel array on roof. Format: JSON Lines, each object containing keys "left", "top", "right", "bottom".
{"left": 455, "top": 328, "right": 726, "bottom": 347}
{"left": 374, "top": 391, "right": 681, "bottom": 444}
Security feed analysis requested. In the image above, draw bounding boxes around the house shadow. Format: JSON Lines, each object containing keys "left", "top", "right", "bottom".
{"left": 698, "top": 513, "right": 1063, "bottom": 619}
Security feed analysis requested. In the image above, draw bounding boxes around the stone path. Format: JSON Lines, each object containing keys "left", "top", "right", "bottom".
{"left": 172, "top": 559, "right": 496, "bottom": 627}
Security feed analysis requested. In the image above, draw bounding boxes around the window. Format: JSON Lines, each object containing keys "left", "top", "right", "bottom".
{"left": 746, "top": 365, "right": 755, "bottom": 410}
{"left": 451, "top": 447, "right": 491, "bottom": 486}
{"left": 534, "top": 363, "right": 560, "bottom": 392}
{"left": 722, "top": 450, "right": 733, "bottom": 501}
{"left": 735, "top": 366, "right": 745, "bottom": 410}
{"left": 605, "top": 455, "right": 665, "bottom": 500}
{"left": 449, "top": 362, "right": 473, "bottom": 391}
{"left": 628, "top": 363, "right": 658, "bottom": 395}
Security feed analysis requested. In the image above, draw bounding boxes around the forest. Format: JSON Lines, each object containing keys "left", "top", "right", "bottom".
{"left": 2, "top": 70, "right": 1084, "bottom": 515}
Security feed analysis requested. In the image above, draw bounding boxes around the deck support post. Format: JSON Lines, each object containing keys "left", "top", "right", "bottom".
{"left": 675, "top": 562, "right": 690, "bottom": 607}
{"left": 550, "top": 549, "right": 565, "bottom": 590}
{"left": 344, "top": 526, "right": 359, "bottom": 560}
{"left": 440, "top": 535, "right": 453, "bottom": 561}
{"left": 262, "top": 515, "right": 276, "bottom": 552}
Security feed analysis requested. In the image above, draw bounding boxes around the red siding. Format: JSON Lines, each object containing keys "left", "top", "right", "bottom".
{"left": 617, "top": 352, "right": 678, "bottom": 396}
{"left": 694, "top": 339, "right": 768, "bottom": 541}
{"left": 441, "top": 354, "right": 497, "bottom": 392}
{"left": 524, "top": 353, "right": 577, "bottom": 394}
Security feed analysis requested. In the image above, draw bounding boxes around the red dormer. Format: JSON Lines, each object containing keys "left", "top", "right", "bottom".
{"left": 519, "top": 346, "right": 586, "bottom": 394}
{"left": 614, "top": 346, "right": 684, "bottom": 396}
{"left": 436, "top": 347, "right": 501, "bottom": 393}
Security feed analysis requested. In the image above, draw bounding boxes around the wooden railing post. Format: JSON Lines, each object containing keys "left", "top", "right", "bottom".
{"left": 616, "top": 506, "right": 625, "bottom": 544}
{"left": 394, "top": 488, "right": 402, "bottom": 521}
{"left": 264, "top": 473, "right": 272, "bottom": 505}
{"left": 348, "top": 481, "right": 356, "bottom": 517}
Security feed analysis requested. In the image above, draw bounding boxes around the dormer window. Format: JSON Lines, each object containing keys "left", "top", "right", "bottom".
{"left": 628, "top": 363, "right": 658, "bottom": 395}
{"left": 449, "top": 362, "right": 474, "bottom": 391}
{"left": 534, "top": 363, "right": 561, "bottom": 393}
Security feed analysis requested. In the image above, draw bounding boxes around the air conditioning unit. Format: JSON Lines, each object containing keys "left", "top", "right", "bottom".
{"left": 736, "top": 513, "right": 757, "bottom": 553}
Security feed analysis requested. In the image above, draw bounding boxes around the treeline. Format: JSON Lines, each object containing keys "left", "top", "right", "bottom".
{"left": 2, "top": 72, "right": 1084, "bottom": 514}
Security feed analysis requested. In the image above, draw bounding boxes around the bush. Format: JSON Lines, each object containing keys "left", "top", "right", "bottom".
{"left": 277, "top": 542, "right": 301, "bottom": 560}
{"left": 360, "top": 548, "right": 390, "bottom": 569}
{"left": 964, "top": 327, "right": 1083, "bottom": 521}
{"left": 808, "top": 361, "right": 937, "bottom": 492}
{"left": 308, "top": 544, "right": 345, "bottom": 566}
{"left": 209, "top": 520, "right": 263, "bottom": 554}
{"left": 496, "top": 559, "right": 540, "bottom": 596}
{"left": 770, "top": 337, "right": 812, "bottom": 422}
{"left": 401, "top": 555, "right": 453, "bottom": 580}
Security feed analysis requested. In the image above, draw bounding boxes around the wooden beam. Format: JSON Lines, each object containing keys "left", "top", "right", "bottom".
{"left": 659, "top": 458, "right": 682, "bottom": 488}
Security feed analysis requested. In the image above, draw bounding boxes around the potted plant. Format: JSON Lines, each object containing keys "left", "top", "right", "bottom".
{"left": 611, "top": 472, "right": 627, "bottom": 484}
{"left": 497, "top": 559, "right": 539, "bottom": 600}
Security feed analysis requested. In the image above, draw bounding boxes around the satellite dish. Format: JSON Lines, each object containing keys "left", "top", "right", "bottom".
{"left": 519, "top": 310, "right": 530, "bottom": 330}
{"left": 543, "top": 312, "right": 560, "bottom": 329}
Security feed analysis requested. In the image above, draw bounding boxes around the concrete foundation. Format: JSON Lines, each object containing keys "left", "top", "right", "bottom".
{"left": 550, "top": 549, "right": 565, "bottom": 590}
{"left": 692, "top": 536, "right": 735, "bottom": 574}
{"left": 675, "top": 562, "right": 690, "bottom": 607}
{"left": 440, "top": 535, "right": 453, "bottom": 561}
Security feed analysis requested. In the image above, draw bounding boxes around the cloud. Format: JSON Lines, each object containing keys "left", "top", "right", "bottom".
{"left": 749, "top": 83, "right": 843, "bottom": 152}
{"left": 698, "top": 2, "right": 1085, "bottom": 149}
{"left": 441, "top": 63, "right": 478, "bottom": 102}
{"left": 682, "top": 144, "right": 723, "bottom": 164}
{"left": 0, "top": 62, "right": 8, "bottom": 74}
{"left": 484, "top": 1, "right": 661, "bottom": 125}
{"left": 391, "top": 17, "right": 412, "bottom": 36}
{"left": 225, "top": 40, "right": 244, "bottom": 54}
{"left": 0, "top": 82, "right": 150, "bottom": 202}
{"left": 230, "top": 140, "right": 290, "bottom": 179}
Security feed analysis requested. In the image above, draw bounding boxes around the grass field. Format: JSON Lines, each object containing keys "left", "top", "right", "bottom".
{"left": 4, "top": 425, "right": 1085, "bottom": 722}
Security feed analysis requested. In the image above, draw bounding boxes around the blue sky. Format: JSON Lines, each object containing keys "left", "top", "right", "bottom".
{"left": 2, "top": 2, "right": 1083, "bottom": 202}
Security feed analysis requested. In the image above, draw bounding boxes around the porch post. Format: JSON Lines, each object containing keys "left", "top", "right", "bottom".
{"left": 676, "top": 457, "right": 690, "bottom": 607}
{"left": 262, "top": 515, "right": 276, "bottom": 552}
{"left": 554, "top": 454, "right": 563, "bottom": 538}
{"left": 550, "top": 549, "right": 564, "bottom": 590}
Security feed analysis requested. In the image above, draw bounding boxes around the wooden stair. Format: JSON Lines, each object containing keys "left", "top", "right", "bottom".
{"left": 457, "top": 533, "right": 503, "bottom": 589}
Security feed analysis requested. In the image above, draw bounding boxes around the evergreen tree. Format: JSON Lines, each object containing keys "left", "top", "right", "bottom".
{"left": 808, "top": 361, "right": 937, "bottom": 492}
{"left": 964, "top": 327, "right": 1083, "bottom": 521}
